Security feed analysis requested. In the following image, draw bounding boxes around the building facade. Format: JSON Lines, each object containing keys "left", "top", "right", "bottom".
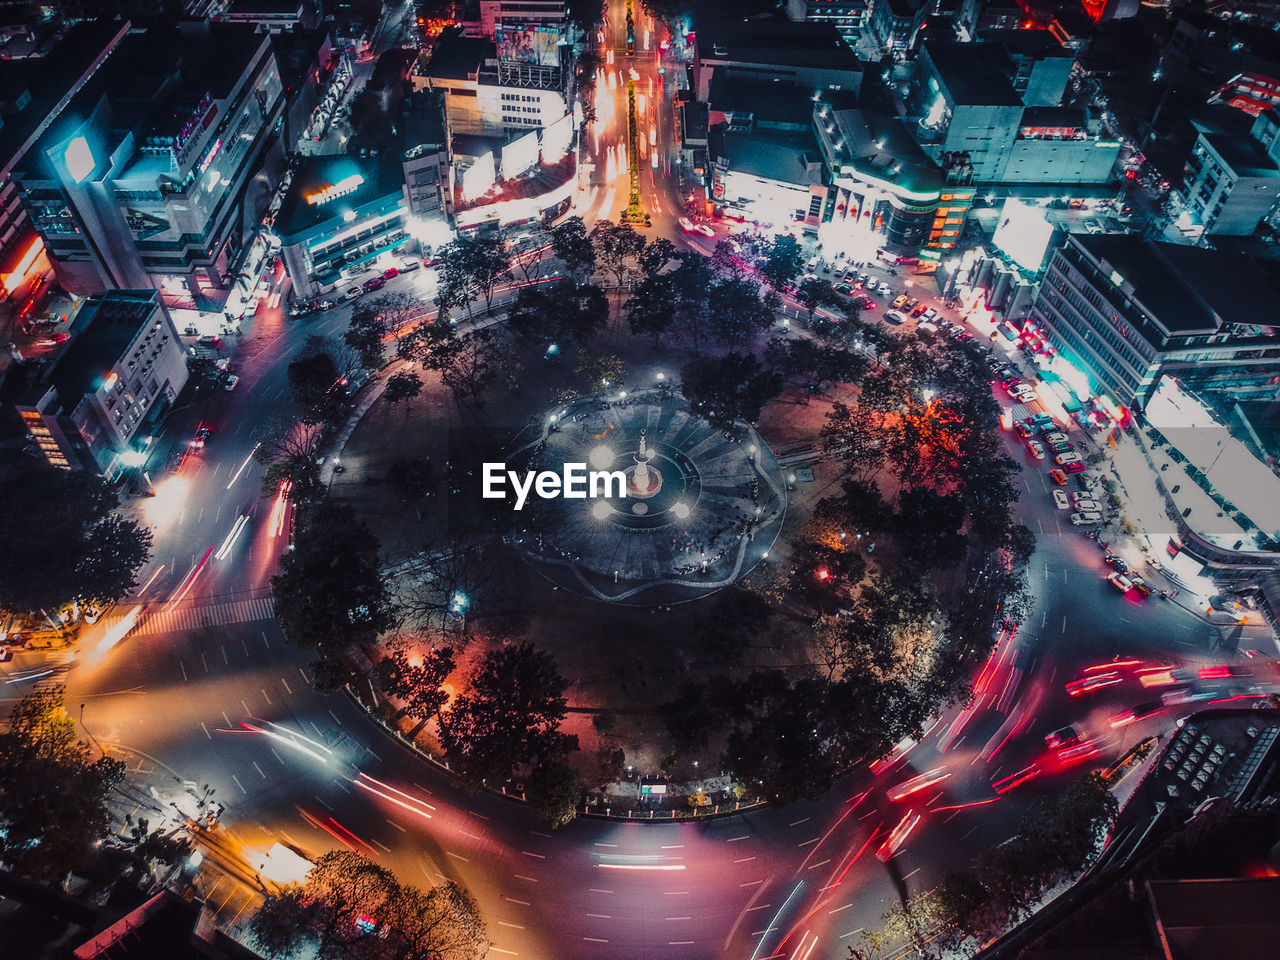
{"left": 1028, "top": 234, "right": 1280, "bottom": 410}
{"left": 1177, "top": 118, "right": 1280, "bottom": 236}
{"left": 11, "top": 23, "right": 285, "bottom": 307}
{"left": 16, "top": 290, "right": 188, "bottom": 476}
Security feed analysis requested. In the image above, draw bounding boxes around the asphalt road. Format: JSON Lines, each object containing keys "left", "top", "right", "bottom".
{"left": 5, "top": 12, "right": 1273, "bottom": 960}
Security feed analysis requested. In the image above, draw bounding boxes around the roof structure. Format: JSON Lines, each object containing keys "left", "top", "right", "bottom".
{"left": 47, "top": 291, "right": 159, "bottom": 403}
{"left": 422, "top": 26, "right": 488, "bottom": 81}
{"left": 922, "top": 41, "right": 1023, "bottom": 107}
{"left": 274, "top": 154, "right": 401, "bottom": 240}
{"left": 722, "top": 130, "right": 822, "bottom": 185}
{"left": 1201, "top": 130, "right": 1280, "bottom": 179}
{"left": 697, "top": 17, "right": 859, "bottom": 73}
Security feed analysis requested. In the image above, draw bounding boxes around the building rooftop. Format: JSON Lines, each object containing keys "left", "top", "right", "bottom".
{"left": 275, "top": 154, "right": 401, "bottom": 242}
{"left": 697, "top": 17, "right": 860, "bottom": 74}
{"left": 1201, "top": 130, "right": 1280, "bottom": 180}
{"left": 400, "top": 90, "right": 447, "bottom": 155}
{"left": 1073, "top": 234, "right": 1280, "bottom": 334}
{"left": 47, "top": 291, "right": 160, "bottom": 404}
{"left": 1020, "top": 105, "right": 1088, "bottom": 129}
{"left": 721, "top": 129, "right": 822, "bottom": 185}
{"left": 422, "top": 26, "right": 488, "bottom": 81}
{"left": 0, "top": 19, "right": 130, "bottom": 175}
{"left": 708, "top": 75, "right": 815, "bottom": 129}
{"left": 227, "top": 0, "right": 304, "bottom": 13}
{"left": 922, "top": 41, "right": 1023, "bottom": 107}
{"left": 827, "top": 108, "right": 942, "bottom": 196}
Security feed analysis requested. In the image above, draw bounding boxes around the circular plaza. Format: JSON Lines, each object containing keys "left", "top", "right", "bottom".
{"left": 505, "top": 391, "right": 787, "bottom": 604}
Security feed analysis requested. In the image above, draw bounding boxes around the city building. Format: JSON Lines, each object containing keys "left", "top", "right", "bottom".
{"left": 866, "top": 0, "right": 928, "bottom": 57}
{"left": 478, "top": 0, "right": 567, "bottom": 40}
{"left": 811, "top": 97, "right": 947, "bottom": 258}
{"left": 15, "top": 289, "right": 188, "bottom": 476}
{"left": 400, "top": 91, "right": 451, "bottom": 221}
{"left": 784, "top": 0, "right": 873, "bottom": 57}
{"left": 914, "top": 41, "right": 1120, "bottom": 186}
{"left": 710, "top": 125, "right": 826, "bottom": 232}
{"left": 691, "top": 18, "right": 862, "bottom": 103}
{"left": 220, "top": 0, "right": 308, "bottom": 33}
{"left": 977, "top": 28, "right": 1075, "bottom": 107}
{"left": 275, "top": 155, "right": 414, "bottom": 299}
{"left": 1176, "top": 115, "right": 1280, "bottom": 237}
{"left": 0, "top": 20, "right": 130, "bottom": 304}
{"left": 10, "top": 23, "right": 286, "bottom": 308}
{"left": 1027, "top": 233, "right": 1280, "bottom": 411}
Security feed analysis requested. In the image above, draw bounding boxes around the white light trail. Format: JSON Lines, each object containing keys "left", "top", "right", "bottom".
{"left": 226, "top": 442, "right": 261, "bottom": 489}
{"left": 214, "top": 514, "right": 250, "bottom": 561}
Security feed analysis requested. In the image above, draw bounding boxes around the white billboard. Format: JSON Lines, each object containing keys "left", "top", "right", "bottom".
{"left": 541, "top": 113, "right": 572, "bottom": 165}
{"left": 501, "top": 131, "right": 540, "bottom": 181}
{"left": 993, "top": 199, "right": 1055, "bottom": 274}
{"left": 461, "top": 152, "right": 496, "bottom": 201}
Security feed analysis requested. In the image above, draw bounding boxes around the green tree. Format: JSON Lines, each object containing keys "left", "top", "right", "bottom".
{"left": 706, "top": 275, "right": 776, "bottom": 350}
{"left": 508, "top": 279, "right": 609, "bottom": 347}
{"left": 575, "top": 351, "right": 625, "bottom": 391}
{"left": 272, "top": 500, "right": 397, "bottom": 663}
{"left": 344, "top": 307, "right": 390, "bottom": 372}
{"left": 383, "top": 371, "right": 424, "bottom": 404}
{"left": 670, "top": 251, "right": 715, "bottom": 351}
{"left": 288, "top": 350, "right": 350, "bottom": 426}
{"left": 376, "top": 648, "right": 455, "bottom": 722}
{"left": 0, "top": 685, "right": 125, "bottom": 881}
{"left": 795, "top": 275, "right": 839, "bottom": 323}
{"left": 758, "top": 234, "right": 805, "bottom": 291}
{"left": 254, "top": 418, "right": 326, "bottom": 503}
{"left": 0, "top": 461, "right": 152, "bottom": 613}
{"left": 400, "top": 320, "right": 501, "bottom": 407}
{"left": 439, "top": 643, "right": 575, "bottom": 791}
{"left": 526, "top": 758, "right": 584, "bottom": 829}
{"left": 436, "top": 234, "right": 509, "bottom": 316}
{"left": 589, "top": 219, "right": 646, "bottom": 287}
{"left": 550, "top": 216, "right": 596, "bottom": 280}
{"left": 681, "top": 352, "right": 783, "bottom": 426}
{"left": 626, "top": 272, "right": 678, "bottom": 344}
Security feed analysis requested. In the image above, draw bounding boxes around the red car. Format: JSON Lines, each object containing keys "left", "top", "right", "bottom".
{"left": 363, "top": 277, "right": 387, "bottom": 292}
{"left": 1064, "top": 461, "right": 1087, "bottom": 474}
{"left": 382, "top": 267, "right": 399, "bottom": 279}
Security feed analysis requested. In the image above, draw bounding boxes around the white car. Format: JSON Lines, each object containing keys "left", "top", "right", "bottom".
{"left": 876, "top": 281, "right": 892, "bottom": 296}
{"left": 678, "top": 217, "right": 695, "bottom": 232}
{"left": 1027, "top": 439, "right": 1046, "bottom": 460}
{"left": 1071, "top": 511, "right": 1104, "bottom": 525}
{"left": 1056, "top": 452, "right": 1082, "bottom": 465}
{"left": 1074, "top": 498, "right": 1104, "bottom": 513}
{"left": 693, "top": 223, "right": 714, "bottom": 237}
{"left": 883, "top": 310, "right": 907, "bottom": 325}
{"left": 1052, "top": 489, "right": 1070, "bottom": 510}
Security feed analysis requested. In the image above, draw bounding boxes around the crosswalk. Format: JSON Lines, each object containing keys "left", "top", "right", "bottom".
{"left": 99, "top": 595, "right": 276, "bottom": 638}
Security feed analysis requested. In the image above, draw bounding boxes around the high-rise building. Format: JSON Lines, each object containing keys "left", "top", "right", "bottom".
{"left": 1176, "top": 114, "right": 1280, "bottom": 237}
{"left": 10, "top": 23, "right": 285, "bottom": 307}
{"left": 15, "top": 289, "right": 188, "bottom": 476}
{"left": 1028, "top": 234, "right": 1280, "bottom": 410}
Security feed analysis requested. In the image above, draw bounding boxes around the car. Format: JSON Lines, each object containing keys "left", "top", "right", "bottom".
{"left": 382, "top": 266, "right": 399, "bottom": 279}
{"left": 806, "top": 256, "right": 820, "bottom": 271}
{"left": 1055, "top": 452, "right": 1082, "bottom": 465}
{"left": 693, "top": 223, "right": 715, "bottom": 237}
{"left": 921, "top": 308, "right": 938, "bottom": 322}
{"left": 1049, "top": 469, "right": 1068, "bottom": 485}
{"left": 1050, "top": 441, "right": 1074, "bottom": 455}
{"left": 1011, "top": 388, "right": 1036, "bottom": 402}
{"left": 1028, "top": 413, "right": 1054, "bottom": 427}
{"left": 1128, "top": 575, "right": 1153, "bottom": 597}
{"left": 399, "top": 261, "right": 420, "bottom": 273}
{"left": 904, "top": 297, "right": 919, "bottom": 310}
{"left": 1104, "top": 553, "right": 1129, "bottom": 572}
{"left": 1042, "top": 431, "right": 1068, "bottom": 444}
{"left": 344, "top": 286, "right": 361, "bottom": 301}
{"left": 223, "top": 374, "right": 240, "bottom": 391}
{"left": 678, "top": 216, "right": 694, "bottom": 232}
{"left": 363, "top": 276, "right": 387, "bottom": 292}
{"left": 1044, "top": 725, "right": 1080, "bottom": 750}
{"left": 1072, "top": 511, "right": 1104, "bottom": 525}
{"left": 1027, "top": 439, "right": 1046, "bottom": 459}
{"left": 916, "top": 321, "right": 938, "bottom": 337}
{"left": 1066, "top": 672, "right": 1123, "bottom": 697}
{"left": 835, "top": 283, "right": 853, "bottom": 296}
{"left": 1078, "top": 473, "right": 1100, "bottom": 491}
{"left": 1015, "top": 422, "right": 1034, "bottom": 439}
{"left": 876, "top": 280, "right": 891, "bottom": 296}
{"left": 1052, "top": 489, "right": 1070, "bottom": 509}
{"left": 883, "top": 310, "right": 907, "bottom": 325}
{"left": 1002, "top": 377, "right": 1023, "bottom": 390}
{"left": 856, "top": 274, "right": 869, "bottom": 286}
{"left": 34, "top": 332, "right": 70, "bottom": 345}
{"left": 892, "top": 294, "right": 909, "bottom": 309}
{"left": 1064, "top": 461, "right": 1087, "bottom": 474}
{"left": 857, "top": 297, "right": 878, "bottom": 310}
{"left": 1074, "top": 497, "right": 1103, "bottom": 512}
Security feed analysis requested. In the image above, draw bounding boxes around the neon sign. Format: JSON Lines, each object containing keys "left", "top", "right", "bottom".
{"left": 306, "top": 174, "right": 364, "bottom": 205}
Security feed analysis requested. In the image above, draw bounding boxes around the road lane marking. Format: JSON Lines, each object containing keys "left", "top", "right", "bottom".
{"left": 315, "top": 795, "right": 333, "bottom": 810}
{"left": 594, "top": 842, "right": 617, "bottom": 847}
{"left": 665, "top": 916, "right": 691, "bottom": 921}
{"left": 726, "top": 835, "right": 749, "bottom": 842}
{"left": 497, "top": 921, "right": 524, "bottom": 929}
{"left": 327, "top": 709, "right": 343, "bottom": 726}
{"left": 262, "top": 688, "right": 272, "bottom": 706}
{"left": 490, "top": 949, "right": 517, "bottom": 956}
{"left": 263, "top": 631, "right": 270, "bottom": 648}
{"left": 829, "top": 903, "right": 852, "bottom": 914}
{"left": 280, "top": 677, "right": 292, "bottom": 694}
{"left": 664, "top": 891, "right": 689, "bottom": 895}
{"left": 200, "top": 653, "right": 209, "bottom": 672}
{"left": 270, "top": 748, "right": 284, "bottom": 766}
{"left": 232, "top": 775, "right": 247, "bottom": 795}
{"left": 798, "top": 837, "right": 820, "bottom": 846}
{"left": 789, "top": 817, "right": 810, "bottom": 826}
{"left": 446, "top": 851, "right": 470, "bottom": 862}
{"left": 521, "top": 850, "right": 546, "bottom": 859}
{"left": 513, "top": 874, "right": 537, "bottom": 882}
{"left": 461, "top": 831, "right": 483, "bottom": 841}
{"left": 583, "top": 938, "right": 608, "bottom": 943}
{"left": 530, "top": 830, "right": 552, "bottom": 838}
{"left": 904, "top": 867, "right": 921, "bottom": 880}
{"left": 200, "top": 721, "right": 211, "bottom": 740}
{"left": 504, "top": 897, "right": 531, "bottom": 906}
{"left": 808, "top": 859, "right": 830, "bottom": 869}
{"left": 222, "top": 645, "right": 229, "bottom": 664}
{"left": 839, "top": 928, "right": 864, "bottom": 938}
{"left": 740, "top": 880, "right": 763, "bottom": 887}
{"left": 586, "top": 913, "right": 612, "bottom": 919}
{"left": 661, "top": 844, "right": 684, "bottom": 849}
{"left": 669, "top": 942, "right": 695, "bottom": 946}
{"left": 734, "top": 857, "right": 756, "bottom": 863}
{"left": 372, "top": 839, "right": 390, "bottom": 853}
{"left": 252, "top": 761, "right": 267, "bottom": 779}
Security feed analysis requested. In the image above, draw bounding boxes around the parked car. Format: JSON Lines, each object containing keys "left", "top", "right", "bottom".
{"left": 223, "top": 374, "right": 240, "bottom": 391}
{"left": 884, "top": 310, "right": 907, "bottom": 325}
{"left": 1015, "top": 422, "right": 1034, "bottom": 439}
{"left": 876, "top": 280, "right": 892, "bottom": 296}
{"left": 1043, "top": 432, "right": 1068, "bottom": 445}
{"left": 1107, "top": 571, "right": 1134, "bottom": 591}
{"left": 399, "top": 261, "right": 420, "bottom": 273}
{"left": 1072, "top": 511, "right": 1104, "bottom": 525}
{"left": 1052, "top": 489, "right": 1070, "bottom": 510}
{"left": 1027, "top": 439, "right": 1046, "bottom": 460}
{"left": 363, "top": 276, "right": 387, "bottom": 292}
{"left": 892, "top": 294, "right": 909, "bottom": 309}
{"left": 1050, "top": 441, "right": 1074, "bottom": 454}
{"left": 1055, "top": 452, "right": 1082, "bottom": 465}
{"left": 1074, "top": 497, "right": 1104, "bottom": 512}
{"left": 1064, "top": 461, "right": 1087, "bottom": 474}
{"left": 921, "top": 308, "right": 938, "bottom": 322}
{"left": 917, "top": 321, "right": 938, "bottom": 337}
{"left": 1049, "top": 469, "right": 1069, "bottom": 486}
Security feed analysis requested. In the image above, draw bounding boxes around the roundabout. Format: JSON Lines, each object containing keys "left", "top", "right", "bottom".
{"left": 505, "top": 391, "right": 787, "bottom": 604}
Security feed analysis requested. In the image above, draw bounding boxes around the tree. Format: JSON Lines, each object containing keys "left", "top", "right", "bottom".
{"left": 795, "top": 276, "right": 839, "bottom": 323}
{"left": 681, "top": 352, "right": 783, "bottom": 426}
{"left": 626, "top": 272, "right": 678, "bottom": 344}
{"left": 288, "top": 350, "right": 350, "bottom": 426}
{"left": 436, "top": 235, "right": 509, "bottom": 316}
{"left": 247, "top": 890, "right": 313, "bottom": 960}
{"left": 126, "top": 817, "right": 192, "bottom": 868}
{"left": 272, "top": 500, "right": 397, "bottom": 663}
{"left": 589, "top": 219, "right": 646, "bottom": 287}
{"left": 757, "top": 234, "right": 805, "bottom": 291}
{"left": 670, "top": 251, "right": 715, "bottom": 351}
{"left": 550, "top": 216, "right": 596, "bottom": 280}
{"left": 383, "top": 371, "right": 424, "bottom": 404}
{"left": 400, "top": 320, "right": 501, "bottom": 407}
{"left": 764, "top": 337, "right": 867, "bottom": 394}
{"left": 438, "top": 643, "right": 575, "bottom": 791}
{"left": 639, "top": 237, "right": 678, "bottom": 277}
{"left": 706, "top": 275, "right": 776, "bottom": 349}
{"left": 387, "top": 457, "right": 434, "bottom": 514}
{"left": 575, "top": 351, "right": 625, "bottom": 391}
{"left": 376, "top": 648, "right": 455, "bottom": 722}
{"left": 0, "top": 685, "right": 125, "bottom": 881}
{"left": 526, "top": 758, "right": 584, "bottom": 829}
{"left": 507, "top": 279, "right": 608, "bottom": 347}
{"left": 344, "top": 307, "right": 390, "bottom": 372}
{"left": 254, "top": 418, "right": 326, "bottom": 503}
{"left": 0, "top": 461, "right": 152, "bottom": 613}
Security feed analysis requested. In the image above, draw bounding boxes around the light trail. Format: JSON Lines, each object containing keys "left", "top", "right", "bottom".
{"left": 750, "top": 881, "right": 804, "bottom": 960}
{"left": 214, "top": 514, "right": 250, "bottom": 561}
{"left": 169, "top": 545, "right": 215, "bottom": 606}
{"left": 597, "top": 863, "right": 685, "bottom": 871}
{"left": 226, "top": 442, "right": 260, "bottom": 489}
{"left": 238, "top": 720, "right": 331, "bottom": 764}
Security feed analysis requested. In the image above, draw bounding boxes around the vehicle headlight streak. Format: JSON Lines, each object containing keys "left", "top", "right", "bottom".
{"left": 226, "top": 443, "right": 260, "bottom": 489}
{"left": 214, "top": 515, "right": 251, "bottom": 561}
{"left": 235, "top": 720, "right": 333, "bottom": 764}
{"left": 352, "top": 772, "right": 436, "bottom": 821}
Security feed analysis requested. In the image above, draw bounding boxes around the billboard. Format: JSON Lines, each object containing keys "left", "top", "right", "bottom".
{"left": 502, "top": 130, "right": 540, "bottom": 181}
{"left": 461, "top": 152, "right": 496, "bottom": 201}
{"left": 992, "top": 199, "right": 1055, "bottom": 274}
{"left": 541, "top": 113, "right": 572, "bottom": 165}
{"left": 496, "top": 22, "right": 560, "bottom": 66}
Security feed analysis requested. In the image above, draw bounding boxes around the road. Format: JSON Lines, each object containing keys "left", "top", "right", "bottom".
{"left": 3, "top": 15, "right": 1273, "bottom": 960}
